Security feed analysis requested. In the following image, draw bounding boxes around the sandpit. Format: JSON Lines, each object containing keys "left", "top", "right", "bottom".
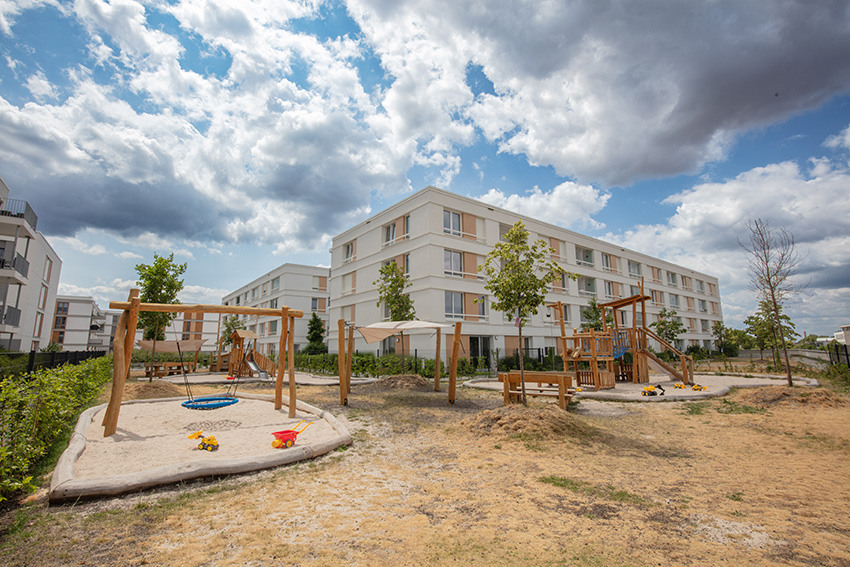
{"left": 49, "top": 394, "right": 351, "bottom": 503}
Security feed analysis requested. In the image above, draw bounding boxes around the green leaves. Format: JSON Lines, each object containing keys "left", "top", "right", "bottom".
{"left": 650, "top": 307, "right": 686, "bottom": 344}
{"left": 373, "top": 261, "right": 415, "bottom": 322}
{"left": 135, "top": 253, "right": 187, "bottom": 341}
{"left": 478, "top": 221, "right": 574, "bottom": 326}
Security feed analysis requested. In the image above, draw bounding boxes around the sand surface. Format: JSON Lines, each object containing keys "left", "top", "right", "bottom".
{"left": 76, "top": 398, "right": 340, "bottom": 479}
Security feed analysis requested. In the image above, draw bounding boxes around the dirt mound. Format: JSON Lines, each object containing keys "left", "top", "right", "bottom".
{"left": 123, "top": 381, "right": 185, "bottom": 401}
{"left": 462, "top": 404, "right": 597, "bottom": 439}
{"left": 363, "top": 374, "right": 432, "bottom": 391}
{"left": 738, "top": 386, "right": 846, "bottom": 408}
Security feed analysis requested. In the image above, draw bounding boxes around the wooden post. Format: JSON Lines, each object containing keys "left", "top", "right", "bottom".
{"left": 275, "top": 308, "right": 288, "bottom": 410}
{"left": 557, "top": 301, "right": 568, "bottom": 373}
{"left": 448, "top": 322, "right": 461, "bottom": 404}
{"left": 102, "top": 310, "right": 128, "bottom": 435}
{"left": 434, "top": 327, "right": 442, "bottom": 391}
{"left": 346, "top": 323, "right": 354, "bottom": 394}
{"left": 123, "top": 290, "right": 140, "bottom": 381}
{"left": 338, "top": 319, "right": 347, "bottom": 405}
{"left": 288, "top": 314, "right": 297, "bottom": 418}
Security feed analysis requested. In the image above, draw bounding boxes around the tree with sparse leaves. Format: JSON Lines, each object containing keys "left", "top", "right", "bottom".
{"left": 220, "top": 315, "right": 246, "bottom": 348}
{"left": 580, "top": 296, "right": 614, "bottom": 331}
{"left": 651, "top": 307, "right": 685, "bottom": 346}
{"left": 304, "top": 312, "right": 328, "bottom": 355}
{"left": 479, "top": 221, "right": 575, "bottom": 403}
{"left": 373, "top": 261, "right": 416, "bottom": 372}
{"left": 739, "top": 219, "right": 804, "bottom": 386}
{"left": 135, "top": 253, "right": 186, "bottom": 380}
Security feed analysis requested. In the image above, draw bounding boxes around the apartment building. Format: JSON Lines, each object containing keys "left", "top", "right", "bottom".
{"left": 328, "top": 186, "right": 724, "bottom": 362}
{"left": 0, "top": 177, "right": 62, "bottom": 352}
{"left": 50, "top": 296, "right": 111, "bottom": 351}
{"left": 222, "top": 264, "right": 330, "bottom": 356}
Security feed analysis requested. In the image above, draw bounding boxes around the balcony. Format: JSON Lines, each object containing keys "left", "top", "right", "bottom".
{"left": 0, "top": 199, "right": 38, "bottom": 230}
{"left": 0, "top": 252, "right": 29, "bottom": 279}
{"left": 3, "top": 305, "right": 21, "bottom": 327}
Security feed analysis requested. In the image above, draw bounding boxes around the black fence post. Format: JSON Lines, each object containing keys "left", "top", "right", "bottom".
{"left": 27, "top": 350, "right": 36, "bottom": 373}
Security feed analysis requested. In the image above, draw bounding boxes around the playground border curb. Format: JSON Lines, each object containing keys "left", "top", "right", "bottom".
{"left": 49, "top": 395, "right": 351, "bottom": 503}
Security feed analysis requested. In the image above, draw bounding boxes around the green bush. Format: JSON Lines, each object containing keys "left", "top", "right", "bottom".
{"left": 0, "top": 356, "right": 112, "bottom": 501}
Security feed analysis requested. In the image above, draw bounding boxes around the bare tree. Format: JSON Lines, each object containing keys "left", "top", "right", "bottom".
{"left": 739, "top": 219, "right": 803, "bottom": 386}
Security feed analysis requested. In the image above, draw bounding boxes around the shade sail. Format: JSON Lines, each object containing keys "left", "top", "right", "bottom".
{"left": 136, "top": 339, "right": 207, "bottom": 353}
{"left": 357, "top": 320, "right": 453, "bottom": 344}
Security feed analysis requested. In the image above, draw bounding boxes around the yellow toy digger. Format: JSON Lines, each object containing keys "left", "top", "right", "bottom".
{"left": 188, "top": 430, "right": 219, "bottom": 451}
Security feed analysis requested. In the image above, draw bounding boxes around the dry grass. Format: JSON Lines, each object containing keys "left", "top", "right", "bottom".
{"left": 2, "top": 380, "right": 849, "bottom": 566}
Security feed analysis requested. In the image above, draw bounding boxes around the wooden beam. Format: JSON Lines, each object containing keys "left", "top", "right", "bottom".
{"left": 448, "top": 321, "right": 461, "bottom": 404}
{"left": 102, "top": 309, "right": 128, "bottom": 435}
{"left": 346, "top": 323, "right": 354, "bottom": 394}
{"left": 434, "top": 327, "right": 442, "bottom": 391}
{"left": 109, "top": 301, "right": 303, "bottom": 318}
{"left": 275, "top": 308, "right": 289, "bottom": 410}
{"left": 288, "top": 315, "right": 297, "bottom": 418}
{"left": 338, "top": 319, "right": 347, "bottom": 406}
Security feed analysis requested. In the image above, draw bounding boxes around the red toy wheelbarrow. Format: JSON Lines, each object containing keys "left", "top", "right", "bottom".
{"left": 271, "top": 420, "right": 313, "bottom": 448}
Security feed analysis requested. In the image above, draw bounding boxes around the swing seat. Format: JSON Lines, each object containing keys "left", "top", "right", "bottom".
{"left": 181, "top": 396, "right": 239, "bottom": 410}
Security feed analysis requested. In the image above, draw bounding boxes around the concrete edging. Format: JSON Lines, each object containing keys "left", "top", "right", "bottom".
{"left": 49, "top": 395, "right": 351, "bottom": 503}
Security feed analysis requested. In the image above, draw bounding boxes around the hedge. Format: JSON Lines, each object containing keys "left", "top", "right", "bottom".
{"left": 0, "top": 356, "right": 112, "bottom": 501}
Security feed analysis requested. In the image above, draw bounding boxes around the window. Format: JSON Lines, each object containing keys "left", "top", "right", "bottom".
{"left": 601, "top": 253, "right": 617, "bottom": 273}
{"left": 701, "top": 320, "right": 710, "bottom": 332}
{"left": 630, "top": 285, "right": 640, "bottom": 297}
{"left": 341, "top": 272, "right": 355, "bottom": 295}
{"left": 651, "top": 267, "right": 662, "bottom": 283}
{"left": 681, "top": 276, "right": 692, "bottom": 290}
{"left": 312, "top": 298, "right": 318, "bottom": 312}
{"left": 39, "top": 285, "right": 49, "bottom": 309}
{"left": 477, "top": 295, "right": 487, "bottom": 318}
{"left": 269, "top": 320, "right": 278, "bottom": 335}
{"left": 54, "top": 316, "right": 66, "bottom": 329}
{"left": 669, "top": 294, "right": 679, "bottom": 308}
{"left": 271, "top": 276, "right": 280, "bottom": 290}
{"left": 445, "top": 291, "right": 464, "bottom": 318}
{"left": 628, "top": 260, "right": 642, "bottom": 278}
{"left": 667, "top": 272, "right": 677, "bottom": 287}
{"left": 343, "top": 241, "right": 355, "bottom": 263}
{"left": 604, "top": 280, "right": 615, "bottom": 299}
{"left": 696, "top": 280, "right": 705, "bottom": 293}
{"left": 404, "top": 215, "right": 410, "bottom": 237}
{"left": 635, "top": 312, "right": 644, "bottom": 326}
{"left": 56, "top": 300, "right": 69, "bottom": 315}
{"left": 251, "top": 287, "right": 258, "bottom": 300}
{"left": 235, "top": 296, "right": 241, "bottom": 305}
{"left": 698, "top": 299, "right": 708, "bottom": 313}
{"left": 576, "top": 246, "right": 594, "bottom": 267}
{"left": 52, "top": 330, "right": 64, "bottom": 344}
{"left": 43, "top": 257, "right": 53, "bottom": 282}
{"left": 262, "top": 282, "right": 268, "bottom": 296}
{"left": 578, "top": 276, "right": 596, "bottom": 297}
{"left": 33, "top": 312, "right": 43, "bottom": 337}
{"left": 312, "top": 275, "right": 327, "bottom": 291}
{"left": 443, "top": 210, "right": 461, "bottom": 236}
{"left": 383, "top": 223, "right": 396, "bottom": 245}
{"left": 444, "top": 249, "right": 462, "bottom": 277}
{"left": 269, "top": 298, "right": 278, "bottom": 309}
{"left": 651, "top": 290, "right": 664, "bottom": 306}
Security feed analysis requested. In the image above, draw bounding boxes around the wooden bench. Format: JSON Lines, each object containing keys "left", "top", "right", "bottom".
{"left": 498, "top": 370, "right": 575, "bottom": 410}
{"left": 145, "top": 361, "right": 192, "bottom": 378}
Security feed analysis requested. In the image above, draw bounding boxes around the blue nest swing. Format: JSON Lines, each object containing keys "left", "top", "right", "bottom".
{"left": 178, "top": 339, "right": 241, "bottom": 411}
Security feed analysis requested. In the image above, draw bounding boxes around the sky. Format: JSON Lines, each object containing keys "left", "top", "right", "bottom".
{"left": 1, "top": 0, "right": 849, "bottom": 336}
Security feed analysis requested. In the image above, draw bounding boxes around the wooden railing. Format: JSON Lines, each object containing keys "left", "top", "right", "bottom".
{"left": 252, "top": 351, "right": 277, "bottom": 377}
{"left": 639, "top": 327, "right": 693, "bottom": 384}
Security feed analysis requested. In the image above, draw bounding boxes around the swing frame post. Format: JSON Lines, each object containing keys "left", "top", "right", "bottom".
{"left": 103, "top": 291, "right": 303, "bottom": 437}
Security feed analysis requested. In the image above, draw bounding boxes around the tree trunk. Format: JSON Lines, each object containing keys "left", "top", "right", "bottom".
{"left": 149, "top": 326, "right": 158, "bottom": 383}
{"left": 400, "top": 330, "right": 405, "bottom": 374}
{"left": 770, "top": 297, "right": 794, "bottom": 387}
{"left": 518, "top": 322, "right": 527, "bottom": 405}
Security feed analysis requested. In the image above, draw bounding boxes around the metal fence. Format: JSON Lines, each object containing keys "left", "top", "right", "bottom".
{"left": 828, "top": 343, "right": 850, "bottom": 367}
{"left": 0, "top": 350, "right": 107, "bottom": 378}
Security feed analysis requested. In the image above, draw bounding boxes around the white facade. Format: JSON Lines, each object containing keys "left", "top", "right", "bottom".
{"left": 329, "top": 186, "right": 724, "bottom": 361}
{"left": 0, "top": 177, "right": 62, "bottom": 352}
{"left": 51, "top": 296, "right": 110, "bottom": 351}
{"left": 222, "top": 264, "right": 330, "bottom": 356}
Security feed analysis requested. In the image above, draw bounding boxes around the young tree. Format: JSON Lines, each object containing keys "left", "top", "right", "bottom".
{"left": 373, "top": 261, "right": 416, "bottom": 372}
{"left": 727, "top": 328, "right": 755, "bottom": 350}
{"left": 304, "top": 312, "right": 328, "bottom": 355}
{"left": 711, "top": 321, "right": 728, "bottom": 353}
{"left": 135, "top": 253, "right": 186, "bottom": 380}
{"left": 580, "top": 296, "right": 614, "bottom": 331}
{"left": 479, "top": 221, "right": 575, "bottom": 403}
{"left": 739, "top": 218, "right": 803, "bottom": 386}
{"left": 220, "top": 315, "right": 246, "bottom": 347}
{"left": 650, "top": 308, "right": 685, "bottom": 347}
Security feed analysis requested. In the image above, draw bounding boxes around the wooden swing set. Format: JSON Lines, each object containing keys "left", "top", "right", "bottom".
{"left": 101, "top": 288, "right": 303, "bottom": 437}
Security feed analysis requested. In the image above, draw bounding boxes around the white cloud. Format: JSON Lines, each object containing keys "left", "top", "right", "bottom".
{"left": 478, "top": 182, "right": 610, "bottom": 229}
{"left": 24, "top": 71, "right": 58, "bottom": 101}
{"left": 51, "top": 235, "right": 108, "bottom": 255}
{"left": 607, "top": 157, "right": 850, "bottom": 334}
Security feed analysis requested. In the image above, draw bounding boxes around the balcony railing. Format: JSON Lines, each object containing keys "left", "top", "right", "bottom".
{"left": 3, "top": 305, "right": 21, "bottom": 326}
{"left": 0, "top": 199, "right": 37, "bottom": 229}
{"left": 0, "top": 252, "right": 29, "bottom": 278}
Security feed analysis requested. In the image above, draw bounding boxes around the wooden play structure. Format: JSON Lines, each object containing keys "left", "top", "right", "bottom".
{"left": 551, "top": 282, "right": 693, "bottom": 391}
{"left": 101, "top": 289, "right": 303, "bottom": 437}
{"left": 335, "top": 319, "right": 463, "bottom": 406}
